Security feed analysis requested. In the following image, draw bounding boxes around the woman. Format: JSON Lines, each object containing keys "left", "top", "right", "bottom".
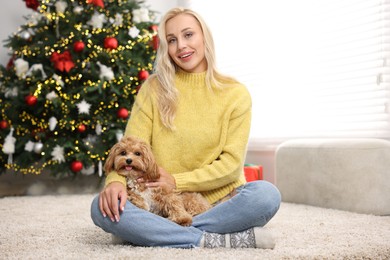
{"left": 91, "top": 7, "right": 281, "bottom": 248}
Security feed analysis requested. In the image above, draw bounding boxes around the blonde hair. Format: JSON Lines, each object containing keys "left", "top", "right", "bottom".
{"left": 151, "top": 7, "right": 239, "bottom": 130}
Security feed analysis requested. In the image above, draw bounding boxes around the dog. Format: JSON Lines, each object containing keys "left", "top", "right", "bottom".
{"left": 104, "top": 135, "right": 211, "bottom": 226}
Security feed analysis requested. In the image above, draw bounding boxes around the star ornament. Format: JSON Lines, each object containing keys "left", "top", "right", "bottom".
{"left": 76, "top": 99, "right": 92, "bottom": 114}
{"left": 129, "top": 26, "right": 140, "bottom": 38}
{"left": 87, "top": 11, "right": 106, "bottom": 29}
{"left": 24, "top": 140, "right": 35, "bottom": 152}
{"left": 51, "top": 145, "right": 65, "bottom": 163}
{"left": 132, "top": 8, "right": 150, "bottom": 23}
{"left": 46, "top": 91, "right": 58, "bottom": 101}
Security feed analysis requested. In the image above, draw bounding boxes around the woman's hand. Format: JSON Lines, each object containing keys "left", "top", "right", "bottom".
{"left": 98, "top": 182, "right": 127, "bottom": 222}
{"left": 143, "top": 167, "right": 176, "bottom": 193}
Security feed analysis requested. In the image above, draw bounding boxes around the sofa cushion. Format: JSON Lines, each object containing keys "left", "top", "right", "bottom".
{"left": 275, "top": 138, "right": 390, "bottom": 215}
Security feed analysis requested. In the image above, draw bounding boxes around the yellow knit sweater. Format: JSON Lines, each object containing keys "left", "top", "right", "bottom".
{"left": 105, "top": 70, "right": 252, "bottom": 204}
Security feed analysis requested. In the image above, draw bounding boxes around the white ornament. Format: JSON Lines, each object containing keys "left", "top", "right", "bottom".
{"left": 25, "top": 140, "right": 35, "bottom": 152}
{"left": 27, "top": 12, "right": 44, "bottom": 26}
{"left": 49, "top": 117, "right": 58, "bottom": 131}
{"left": 51, "top": 145, "right": 65, "bottom": 163}
{"left": 132, "top": 8, "right": 150, "bottom": 23}
{"left": 73, "top": 6, "right": 83, "bottom": 15}
{"left": 76, "top": 99, "right": 92, "bottom": 114}
{"left": 87, "top": 11, "right": 107, "bottom": 29}
{"left": 98, "top": 161, "right": 103, "bottom": 177}
{"left": 5, "top": 87, "right": 18, "bottom": 98}
{"left": 14, "top": 58, "right": 29, "bottom": 78}
{"left": 95, "top": 123, "right": 102, "bottom": 135}
{"left": 52, "top": 74, "right": 64, "bottom": 87}
{"left": 3, "top": 127, "right": 16, "bottom": 164}
{"left": 46, "top": 91, "right": 58, "bottom": 100}
{"left": 3, "top": 127, "right": 16, "bottom": 154}
{"left": 55, "top": 1, "right": 68, "bottom": 14}
{"left": 26, "top": 63, "right": 47, "bottom": 79}
{"left": 110, "top": 13, "right": 123, "bottom": 26}
{"left": 97, "top": 62, "right": 114, "bottom": 81}
{"left": 33, "top": 142, "right": 43, "bottom": 154}
{"left": 128, "top": 26, "right": 140, "bottom": 38}
{"left": 20, "top": 31, "right": 31, "bottom": 40}
{"left": 116, "top": 130, "right": 124, "bottom": 142}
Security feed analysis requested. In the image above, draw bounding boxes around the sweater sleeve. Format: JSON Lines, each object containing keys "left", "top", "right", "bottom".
{"left": 104, "top": 79, "right": 154, "bottom": 187}
{"left": 124, "top": 79, "right": 154, "bottom": 143}
{"left": 174, "top": 87, "right": 252, "bottom": 192}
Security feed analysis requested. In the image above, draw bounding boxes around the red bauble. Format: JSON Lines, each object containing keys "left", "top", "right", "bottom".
{"left": 150, "top": 24, "right": 158, "bottom": 32}
{"left": 0, "top": 120, "right": 9, "bottom": 129}
{"left": 25, "top": 95, "right": 37, "bottom": 106}
{"left": 104, "top": 37, "right": 118, "bottom": 50}
{"left": 152, "top": 35, "right": 159, "bottom": 50}
{"left": 77, "top": 124, "right": 86, "bottom": 133}
{"left": 71, "top": 161, "right": 83, "bottom": 172}
{"left": 73, "top": 41, "right": 85, "bottom": 52}
{"left": 138, "top": 70, "right": 149, "bottom": 81}
{"left": 117, "top": 108, "right": 129, "bottom": 119}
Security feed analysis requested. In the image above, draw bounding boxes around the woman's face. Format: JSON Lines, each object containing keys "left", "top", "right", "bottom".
{"left": 165, "top": 13, "right": 207, "bottom": 73}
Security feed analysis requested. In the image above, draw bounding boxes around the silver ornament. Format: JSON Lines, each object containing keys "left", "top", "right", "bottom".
{"left": 33, "top": 142, "right": 43, "bottom": 154}
{"left": 20, "top": 31, "right": 31, "bottom": 40}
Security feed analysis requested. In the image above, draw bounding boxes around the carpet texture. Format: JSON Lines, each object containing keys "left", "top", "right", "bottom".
{"left": 0, "top": 194, "right": 389, "bottom": 259}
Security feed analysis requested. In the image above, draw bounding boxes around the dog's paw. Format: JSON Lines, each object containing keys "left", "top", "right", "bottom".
{"left": 128, "top": 196, "right": 150, "bottom": 211}
{"left": 172, "top": 215, "right": 192, "bottom": 226}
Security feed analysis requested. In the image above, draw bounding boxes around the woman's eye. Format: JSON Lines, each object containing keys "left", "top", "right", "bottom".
{"left": 135, "top": 152, "right": 141, "bottom": 156}
{"left": 167, "top": 38, "right": 176, "bottom": 44}
{"left": 120, "top": 151, "right": 126, "bottom": 156}
{"left": 185, "top": 32, "right": 193, "bottom": 38}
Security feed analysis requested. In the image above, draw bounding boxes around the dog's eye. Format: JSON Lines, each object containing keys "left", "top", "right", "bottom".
{"left": 120, "top": 151, "right": 126, "bottom": 156}
{"left": 134, "top": 152, "right": 141, "bottom": 156}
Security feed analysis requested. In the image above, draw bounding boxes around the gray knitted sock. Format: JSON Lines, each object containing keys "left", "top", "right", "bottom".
{"left": 201, "top": 227, "right": 275, "bottom": 249}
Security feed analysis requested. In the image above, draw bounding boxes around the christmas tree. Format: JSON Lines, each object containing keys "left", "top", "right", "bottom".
{"left": 0, "top": 0, "right": 158, "bottom": 177}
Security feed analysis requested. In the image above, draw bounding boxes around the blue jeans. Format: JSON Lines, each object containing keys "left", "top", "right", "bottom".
{"left": 90, "top": 180, "right": 281, "bottom": 248}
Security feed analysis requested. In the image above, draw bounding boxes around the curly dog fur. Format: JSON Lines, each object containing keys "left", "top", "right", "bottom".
{"left": 104, "top": 136, "right": 211, "bottom": 226}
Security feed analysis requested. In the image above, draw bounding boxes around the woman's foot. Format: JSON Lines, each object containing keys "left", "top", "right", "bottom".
{"left": 200, "top": 227, "right": 275, "bottom": 249}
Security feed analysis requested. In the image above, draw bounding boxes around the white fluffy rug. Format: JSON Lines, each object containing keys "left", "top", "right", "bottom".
{"left": 0, "top": 194, "right": 389, "bottom": 259}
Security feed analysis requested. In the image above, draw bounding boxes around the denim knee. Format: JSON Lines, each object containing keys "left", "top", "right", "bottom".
{"left": 90, "top": 195, "right": 102, "bottom": 227}
{"left": 244, "top": 181, "right": 281, "bottom": 222}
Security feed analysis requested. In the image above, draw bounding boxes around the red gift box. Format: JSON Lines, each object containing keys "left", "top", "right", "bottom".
{"left": 244, "top": 164, "right": 263, "bottom": 182}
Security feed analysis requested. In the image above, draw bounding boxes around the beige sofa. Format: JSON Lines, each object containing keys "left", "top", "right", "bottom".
{"left": 275, "top": 138, "right": 390, "bottom": 215}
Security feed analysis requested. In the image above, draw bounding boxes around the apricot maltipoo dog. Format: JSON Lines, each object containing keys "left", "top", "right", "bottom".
{"left": 104, "top": 136, "right": 211, "bottom": 226}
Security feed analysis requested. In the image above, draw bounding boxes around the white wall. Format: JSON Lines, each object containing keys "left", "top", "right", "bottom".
{"left": 0, "top": 0, "right": 276, "bottom": 184}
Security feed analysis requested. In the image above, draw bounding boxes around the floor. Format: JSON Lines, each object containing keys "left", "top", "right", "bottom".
{"left": 0, "top": 170, "right": 103, "bottom": 197}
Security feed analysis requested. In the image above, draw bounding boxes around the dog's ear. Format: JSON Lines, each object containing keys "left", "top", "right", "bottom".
{"left": 140, "top": 142, "right": 160, "bottom": 181}
{"left": 104, "top": 142, "right": 119, "bottom": 175}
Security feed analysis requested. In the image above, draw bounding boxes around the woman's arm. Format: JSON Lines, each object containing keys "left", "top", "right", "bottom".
{"left": 99, "top": 80, "right": 155, "bottom": 221}
{"left": 174, "top": 90, "right": 252, "bottom": 192}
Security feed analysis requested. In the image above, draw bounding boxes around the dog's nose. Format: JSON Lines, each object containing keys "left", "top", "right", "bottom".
{"left": 126, "top": 158, "right": 132, "bottom": 165}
